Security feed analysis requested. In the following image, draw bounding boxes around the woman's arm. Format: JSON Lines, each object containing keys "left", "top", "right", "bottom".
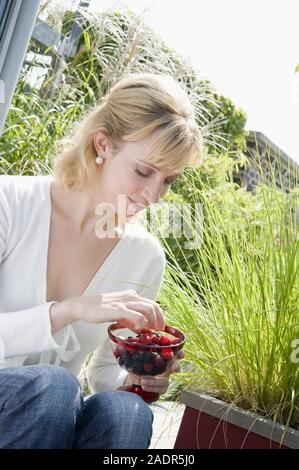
{"left": 49, "top": 299, "right": 77, "bottom": 335}
{"left": 0, "top": 186, "right": 79, "bottom": 360}
{"left": 86, "top": 250, "right": 166, "bottom": 393}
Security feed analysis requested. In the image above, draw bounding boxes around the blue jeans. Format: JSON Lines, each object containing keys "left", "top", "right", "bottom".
{"left": 0, "top": 364, "right": 154, "bottom": 449}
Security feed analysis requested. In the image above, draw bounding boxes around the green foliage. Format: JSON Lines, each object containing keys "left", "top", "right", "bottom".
{"left": 155, "top": 162, "right": 299, "bottom": 430}
{"left": 0, "top": 7, "right": 247, "bottom": 179}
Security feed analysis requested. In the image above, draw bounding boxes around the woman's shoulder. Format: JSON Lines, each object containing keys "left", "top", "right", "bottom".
{"left": 0, "top": 173, "right": 51, "bottom": 191}
{"left": 0, "top": 174, "right": 53, "bottom": 226}
{"left": 0, "top": 173, "right": 52, "bottom": 202}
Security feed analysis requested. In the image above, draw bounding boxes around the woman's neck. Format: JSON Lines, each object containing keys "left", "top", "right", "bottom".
{"left": 50, "top": 179, "right": 127, "bottom": 238}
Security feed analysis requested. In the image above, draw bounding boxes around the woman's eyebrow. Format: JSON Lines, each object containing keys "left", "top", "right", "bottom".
{"left": 137, "top": 159, "right": 183, "bottom": 176}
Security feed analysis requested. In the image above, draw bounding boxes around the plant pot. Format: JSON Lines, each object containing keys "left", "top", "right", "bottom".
{"left": 174, "top": 389, "right": 299, "bottom": 449}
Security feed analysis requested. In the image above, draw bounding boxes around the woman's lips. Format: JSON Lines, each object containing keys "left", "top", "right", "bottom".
{"left": 127, "top": 197, "right": 146, "bottom": 213}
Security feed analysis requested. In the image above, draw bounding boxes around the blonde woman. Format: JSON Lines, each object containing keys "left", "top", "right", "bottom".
{"left": 0, "top": 72, "right": 203, "bottom": 448}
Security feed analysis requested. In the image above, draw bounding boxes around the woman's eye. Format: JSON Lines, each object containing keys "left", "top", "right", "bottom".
{"left": 135, "top": 168, "right": 148, "bottom": 178}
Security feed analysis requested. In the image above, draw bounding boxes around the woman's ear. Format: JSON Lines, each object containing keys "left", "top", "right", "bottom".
{"left": 94, "top": 128, "right": 111, "bottom": 158}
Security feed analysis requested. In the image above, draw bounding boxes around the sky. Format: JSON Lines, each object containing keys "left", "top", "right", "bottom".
{"left": 87, "top": 0, "right": 299, "bottom": 163}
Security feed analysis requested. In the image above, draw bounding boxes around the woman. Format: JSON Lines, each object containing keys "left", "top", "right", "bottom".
{"left": 0, "top": 72, "right": 203, "bottom": 448}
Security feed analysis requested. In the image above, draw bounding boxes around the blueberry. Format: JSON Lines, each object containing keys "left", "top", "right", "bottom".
{"left": 132, "top": 363, "right": 146, "bottom": 375}
{"left": 151, "top": 366, "right": 167, "bottom": 376}
{"left": 144, "top": 352, "right": 158, "bottom": 363}
{"left": 119, "top": 351, "right": 133, "bottom": 369}
{"left": 132, "top": 352, "right": 146, "bottom": 364}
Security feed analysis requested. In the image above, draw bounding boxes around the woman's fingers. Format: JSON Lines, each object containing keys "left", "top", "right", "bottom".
{"left": 136, "top": 296, "right": 165, "bottom": 331}
{"left": 125, "top": 301, "right": 163, "bottom": 331}
{"left": 116, "top": 306, "right": 148, "bottom": 331}
{"left": 176, "top": 350, "right": 185, "bottom": 360}
{"left": 126, "top": 291, "right": 165, "bottom": 331}
{"left": 141, "top": 376, "right": 170, "bottom": 393}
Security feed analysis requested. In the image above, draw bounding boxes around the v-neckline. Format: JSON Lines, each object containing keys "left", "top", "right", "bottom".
{"left": 43, "top": 175, "right": 130, "bottom": 303}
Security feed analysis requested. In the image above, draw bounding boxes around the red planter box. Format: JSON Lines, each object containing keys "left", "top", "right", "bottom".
{"left": 174, "top": 390, "right": 299, "bottom": 449}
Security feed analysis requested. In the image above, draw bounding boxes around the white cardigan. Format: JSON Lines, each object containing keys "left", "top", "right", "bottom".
{"left": 0, "top": 174, "right": 166, "bottom": 392}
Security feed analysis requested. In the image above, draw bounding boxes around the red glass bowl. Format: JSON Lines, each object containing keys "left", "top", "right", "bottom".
{"left": 108, "top": 323, "right": 186, "bottom": 403}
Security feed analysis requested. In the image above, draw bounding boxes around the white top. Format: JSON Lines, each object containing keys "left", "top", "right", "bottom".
{"left": 0, "top": 174, "right": 166, "bottom": 392}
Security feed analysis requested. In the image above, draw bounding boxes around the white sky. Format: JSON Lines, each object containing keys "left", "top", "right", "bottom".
{"left": 89, "top": 0, "right": 299, "bottom": 163}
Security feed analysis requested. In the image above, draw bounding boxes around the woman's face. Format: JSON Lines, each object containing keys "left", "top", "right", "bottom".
{"left": 94, "top": 130, "right": 183, "bottom": 218}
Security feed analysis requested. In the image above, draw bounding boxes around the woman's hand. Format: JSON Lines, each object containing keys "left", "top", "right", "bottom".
{"left": 140, "top": 349, "right": 185, "bottom": 396}
{"left": 67, "top": 289, "right": 165, "bottom": 332}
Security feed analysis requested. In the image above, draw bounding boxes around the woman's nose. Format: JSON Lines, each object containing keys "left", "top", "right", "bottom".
{"left": 142, "top": 186, "right": 161, "bottom": 205}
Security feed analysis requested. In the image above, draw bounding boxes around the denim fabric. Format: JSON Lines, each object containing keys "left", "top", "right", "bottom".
{"left": 0, "top": 364, "right": 154, "bottom": 449}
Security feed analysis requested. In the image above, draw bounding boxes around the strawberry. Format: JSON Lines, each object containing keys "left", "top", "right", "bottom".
{"left": 138, "top": 328, "right": 154, "bottom": 335}
{"left": 161, "top": 348, "right": 174, "bottom": 361}
{"left": 139, "top": 333, "right": 153, "bottom": 345}
{"left": 126, "top": 344, "right": 138, "bottom": 353}
{"left": 159, "top": 336, "right": 172, "bottom": 346}
{"left": 151, "top": 336, "right": 162, "bottom": 345}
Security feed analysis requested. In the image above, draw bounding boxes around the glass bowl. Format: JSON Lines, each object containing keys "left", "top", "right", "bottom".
{"left": 108, "top": 323, "right": 186, "bottom": 403}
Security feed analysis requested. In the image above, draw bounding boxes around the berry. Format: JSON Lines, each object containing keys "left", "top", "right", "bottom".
{"left": 151, "top": 366, "right": 167, "bottom": 376}
{"left": 159, "top": 336, "right": 172, "bottom": 346}
{"left": 153, "top": 355, "right": 166, "bottom": 368}
{"left": 119, "top": 351, "right": 133, "bottom": 369}
{"left": 113, "top": 328, "right": 183, "bottom": 379}
{"left": 161, "top": 348, "right": 174, "bottom": 361}
{"left": 132, "top": 363, "right": 146, "bottom": 375}
{"left": 138, "top": 328, "right": 154, "bottom": 335}
{"left": 139, "top": 333, "right": 153, "bottom": 345}
{"left": 114, "top": 345, "right": 124, "bottom": 359}
{"left": 151, "top": 336, "right": 162, "bottom": 345}
{"left": 143, "top": 363, "right": 154, "bottom": 373}
{"left": 131, "top": 352, "right": 146, "bottom": 366}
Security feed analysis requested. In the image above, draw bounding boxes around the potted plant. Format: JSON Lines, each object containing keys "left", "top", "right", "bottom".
{"left": 154, "top": 159, "right": 299, "bottom": 449}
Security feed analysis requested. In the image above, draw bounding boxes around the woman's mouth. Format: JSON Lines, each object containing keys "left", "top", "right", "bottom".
{"left": 127, "top": 197, "right": 146, "bottom": 213}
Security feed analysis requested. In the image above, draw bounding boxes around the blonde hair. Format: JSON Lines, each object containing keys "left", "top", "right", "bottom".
{"left": 52, "top": 72, "right": 204, "bottom": 189}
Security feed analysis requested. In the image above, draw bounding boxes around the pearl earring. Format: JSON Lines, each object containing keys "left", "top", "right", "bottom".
{"left": 95, "top": 154, "right": 104, "bottom": 165}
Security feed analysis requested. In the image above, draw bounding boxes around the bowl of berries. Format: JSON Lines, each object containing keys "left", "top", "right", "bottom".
{"left": 108, "top": 323, "right": 186, "bottom": 403}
